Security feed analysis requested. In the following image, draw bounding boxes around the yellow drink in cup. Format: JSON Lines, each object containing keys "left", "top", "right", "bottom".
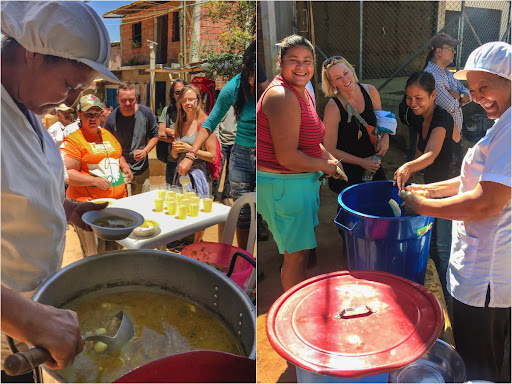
{"left": 189, "top": 203, "right": 199, "bottom": 217}
{"left": 186, "top": 191, "right": 196, "bottom": 199}
{"left": 203, "top": 196, "right": 213, "bottom": 213}
{"left": 167, "top": 199, "right": 177, "bottom": 215}
{"left": 166, "top": 191, "right": 176, "bottom": 199}
{"left": 177, "top": 204, "right": 187, "bottom": 220}
{"left": 190, "top": 196, "right": 200, "bottom": 206}
{"left": 157, "top": 189, "right": 166, "bottom": 199}
{"left": 154, "top": 198, "right": 164, "bottom": 212}
{"left": 176, "top": 194, "right": 184, "bottom": 203}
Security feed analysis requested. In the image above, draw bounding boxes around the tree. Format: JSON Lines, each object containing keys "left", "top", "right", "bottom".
{"left": 202, "top": 1, "right": 255, "bottom": 81}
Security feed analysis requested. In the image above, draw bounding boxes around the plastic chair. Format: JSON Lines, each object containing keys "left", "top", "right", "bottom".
{"left": 221, "top": 192, "right": 256, "bottom": 255}
{"left": 181, "top": 192, "right": 257, "bottom": 295}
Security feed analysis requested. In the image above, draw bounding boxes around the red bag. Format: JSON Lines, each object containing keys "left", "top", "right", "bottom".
{"left": 208, "top": 135, "right": 222, "bottom": 180}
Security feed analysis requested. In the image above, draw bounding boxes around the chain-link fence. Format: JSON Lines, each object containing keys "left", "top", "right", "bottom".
{"left": 312, "top": 1, "right": 511, "bottom": 88}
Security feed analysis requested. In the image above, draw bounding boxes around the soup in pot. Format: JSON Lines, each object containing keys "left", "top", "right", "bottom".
{"left": 58, "top": 290, "right": 242, "bottom": 383}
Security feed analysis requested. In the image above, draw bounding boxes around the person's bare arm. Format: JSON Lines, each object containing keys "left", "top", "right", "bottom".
{"left": 405, "top": 176, "right": 461, "bottom": 199}
{"left": 133, "top": 137, "right": 159, "bottom": 162}
{"left": 394, "top": 126, "right": 446, "bottom": 190}
{"left": 158, "top": 122, "right": 174, "bottom": 143}
{"left": 402, "top": 181, "right": 510, "bottom": 221}
{"left": 1, "top": 286, "right": 84, "bottom": 370}
{"left": 262, "top": 86, "right": 337, "bottom": 175}
{"left": 64, "top": 155, "right": 111, "bottom": 190}
{"left": 323, "top": 98, "right": 380, "bottom": 173}
{"left": 178, "top": 128, "right": 211, "bottom": 176}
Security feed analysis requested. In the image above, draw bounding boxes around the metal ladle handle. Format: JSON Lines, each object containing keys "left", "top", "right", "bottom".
{"left": 4, "top": 347, "right": 51, "bottom": 376}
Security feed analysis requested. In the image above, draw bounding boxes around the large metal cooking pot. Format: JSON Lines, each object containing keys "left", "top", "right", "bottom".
{"left": 31, "top": 249, "right": 256, "bottom": 382}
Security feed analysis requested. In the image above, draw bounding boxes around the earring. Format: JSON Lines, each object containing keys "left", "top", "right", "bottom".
{"left": 334, "top": 88, "right": 338, "bottom": 95}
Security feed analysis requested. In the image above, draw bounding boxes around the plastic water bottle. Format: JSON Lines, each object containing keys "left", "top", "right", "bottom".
{"left": 362, "top": 155, "right": 381, "bottom": 182}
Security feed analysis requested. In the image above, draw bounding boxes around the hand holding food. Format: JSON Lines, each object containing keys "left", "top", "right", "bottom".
{"left": 91, "top": 177, "right": 111, "bottom": 191}
{"left": 399, "top": 189, "right": 425, "bottom": 216}
{"left": 172, "top": 141, "right": 192, "bottom": 153}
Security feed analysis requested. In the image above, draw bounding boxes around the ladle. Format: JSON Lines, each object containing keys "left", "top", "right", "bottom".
{"left": 4, "top": 311, "right": 134, "bottom": 376}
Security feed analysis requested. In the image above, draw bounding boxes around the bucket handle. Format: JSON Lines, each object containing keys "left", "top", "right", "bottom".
{"left": 226, "top": 251, "right": 255, "bottom": 278}
{"left": 334, "top": 209, "right": 361, "bottom": 233}
{"left": 334, "top": 305, "right": 373, "bottom": 319}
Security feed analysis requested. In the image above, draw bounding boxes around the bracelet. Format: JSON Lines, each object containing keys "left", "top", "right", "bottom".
{"left": 185, "top": 153, "right": 195, "bottom": 161}
{"left": 188, "top": 150, "right": 196, "bottom": 155}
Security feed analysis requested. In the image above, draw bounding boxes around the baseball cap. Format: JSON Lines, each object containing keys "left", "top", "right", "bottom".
{"left": 427, "top": 33, "right": 461, "bottom": 49}
{"left": 454, "top": 41, "right": 511, "bottom": 81}
{"left": 1, "top": 1, "right": 119, "bottom": 83}
{"left": 78, "top": 95, "right": 103, "bottom": 112}
{"left": 56, "top": 104, "right": 73, "bottom": 113}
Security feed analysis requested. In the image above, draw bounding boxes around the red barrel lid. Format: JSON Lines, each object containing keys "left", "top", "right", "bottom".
{"left": 266, "top": 270, "right": 443, "bottom": 379}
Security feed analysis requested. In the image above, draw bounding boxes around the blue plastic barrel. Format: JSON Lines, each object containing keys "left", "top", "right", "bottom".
{"left": 335, "top": 181, "right": 434, "bottom": 284}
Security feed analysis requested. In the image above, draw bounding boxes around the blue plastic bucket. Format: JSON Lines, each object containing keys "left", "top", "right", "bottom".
{"left": 335, "top": 181, "right": 434, "bottom": 284}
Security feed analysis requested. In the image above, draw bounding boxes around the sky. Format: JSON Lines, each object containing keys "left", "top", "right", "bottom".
{"left": 87, "top": 1, "right": 133, "bottom": 42}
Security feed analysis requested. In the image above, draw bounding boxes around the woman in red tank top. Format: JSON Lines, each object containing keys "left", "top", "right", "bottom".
{"left": 257, "top": 35, "right": 343, "bottom": 292}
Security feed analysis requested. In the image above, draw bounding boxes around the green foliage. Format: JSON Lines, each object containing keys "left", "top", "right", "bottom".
{"left": 202, "top": 1, "right": 255, "bottom": 81}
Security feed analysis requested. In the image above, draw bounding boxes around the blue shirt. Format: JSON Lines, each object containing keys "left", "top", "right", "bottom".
{"left": 202, "top": 74, "right": 256, "bottom": 148}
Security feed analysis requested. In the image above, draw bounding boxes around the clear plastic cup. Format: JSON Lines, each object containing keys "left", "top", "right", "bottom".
{"left": 154, "top": 198, "right": 164, "bottom": 212}
{"left": 157, "top": 189, "right": 166, "bottom": 199}
{"left": 202, "top": 196, "right": 213, "bottom": 213}
{"left": 186, "top": 191, "right": 196, "bottom": 200}
{"left": 167, "top": 199, "right": 177, "bottom": 215}
{"left": 189, "top": 202, "right": 199, "bottom": 217}
{"left": 166, "top": 190, "right": 177, "bottom": 199}
{"left": 176, "top": 194, "right": 185, "bottom": 203}
{"left": 190, "top": 196, "right": 200, "bottom": 206}
{"left": 177, "top": 204, "right": 187, "bottom": 220}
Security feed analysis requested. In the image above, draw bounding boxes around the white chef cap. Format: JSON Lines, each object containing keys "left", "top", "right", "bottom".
{"left": 1, "top": 1, "right": 119, "bottom": 83}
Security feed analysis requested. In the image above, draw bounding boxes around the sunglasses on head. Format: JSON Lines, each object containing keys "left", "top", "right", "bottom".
{"left": 323, "top": 56, "right": 344, "bottom": 69}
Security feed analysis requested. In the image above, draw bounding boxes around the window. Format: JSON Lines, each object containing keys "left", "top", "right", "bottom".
{"left": 132, "top": 22, "right": 142, "bottom": 48}
{"left": 172, "top": 11, "right": 180, "bottom": 42}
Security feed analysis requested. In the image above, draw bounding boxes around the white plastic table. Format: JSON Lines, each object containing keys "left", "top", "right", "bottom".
{"left": 84, "top": 191, "right": 231, "bottom": 254}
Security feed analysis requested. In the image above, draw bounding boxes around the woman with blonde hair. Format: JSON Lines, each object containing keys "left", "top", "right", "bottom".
{"left": 171, "top": 84, "right": 217, "bottom": 198}
{"left": 321, "top": 56, "right": 389, "bottom": 194}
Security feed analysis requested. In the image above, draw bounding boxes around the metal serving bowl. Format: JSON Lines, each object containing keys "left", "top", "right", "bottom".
{"left": 389, "top": 339, "right": 466, "bottom": 383}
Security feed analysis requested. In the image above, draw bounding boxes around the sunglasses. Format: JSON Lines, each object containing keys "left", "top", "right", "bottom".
{"left": 182, "top": 98, "right": 198, "bottom": 104}
{"left": 323, "top": 56, "right": 344, "bottom": 69}
{"left": 174, "top": 91, "right": 181, "bottom": 95}
{"left": 83, "top": 112, "right": 102, "bottom": 119}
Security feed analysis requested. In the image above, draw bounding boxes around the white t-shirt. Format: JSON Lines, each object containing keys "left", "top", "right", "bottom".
{"left": 47, "top": 120, "right": 67, "bottom": 147}
{"left": 306, "top": 81, "right": 316, "bottom": 110}
{"left": 1, "top": 84, "right": 67, "bottom": 292}
{"left": 63, "top": 120, "right": 80, "bottom": 137}
{"left": 447, "top": 106, "right": 511, "bottom": 308}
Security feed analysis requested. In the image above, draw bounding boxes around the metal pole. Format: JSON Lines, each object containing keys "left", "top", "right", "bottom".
{"left": 359, "top": 0, "right": 363, "bottom": 80}
{"left": 456, "top": 1, "right": 466, "bottom": 70}
{"left": 148, "top": 40, "right": 158, "bottom": 114}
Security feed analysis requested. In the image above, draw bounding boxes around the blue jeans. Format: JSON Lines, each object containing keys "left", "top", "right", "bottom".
{"left": 229, "top": 144, "right": 255, "bottom": 229}
{"left": 430, "top": 217, "right": 452, "bottom": 302}
{"left": 212, "top": 143, "right": 233, "bottom": 200}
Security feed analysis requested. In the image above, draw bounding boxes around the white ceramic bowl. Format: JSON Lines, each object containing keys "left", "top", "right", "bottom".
{"left": 133, "top": 219, "right": 160, "bottom": 237}
{"left": 82, "top": 208, "right": 144, "bottom": 241}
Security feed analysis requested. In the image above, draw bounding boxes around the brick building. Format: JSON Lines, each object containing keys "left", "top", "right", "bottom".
{"left": 97, "top": 1, "right": 236, "bottom": 115}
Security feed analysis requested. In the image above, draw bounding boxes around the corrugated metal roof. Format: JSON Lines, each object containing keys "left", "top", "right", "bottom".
{"left": 102, "top": 1, "right": 171, "bottom": 18}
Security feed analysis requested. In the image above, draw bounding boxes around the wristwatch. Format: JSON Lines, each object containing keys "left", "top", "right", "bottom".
{"left": 459, "top": 93, "right": 465, "bottom": 101}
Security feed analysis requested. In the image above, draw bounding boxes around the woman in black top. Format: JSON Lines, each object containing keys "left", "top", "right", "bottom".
{"left": 394, "top": 71, "right": 463, "bottom": 189}
{"left": 322, "top": 56, "right": 389, "bottom": 194}
{"left": 394, "top": 71, "right": 463, "bottom": 307}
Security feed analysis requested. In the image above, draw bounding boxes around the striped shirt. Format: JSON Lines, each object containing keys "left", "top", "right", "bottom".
{"left": 257, "top": 75, "right": 324, "bottom": 172}
{"left": 425, "top": 61, "right": 471, "bottom": 133}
